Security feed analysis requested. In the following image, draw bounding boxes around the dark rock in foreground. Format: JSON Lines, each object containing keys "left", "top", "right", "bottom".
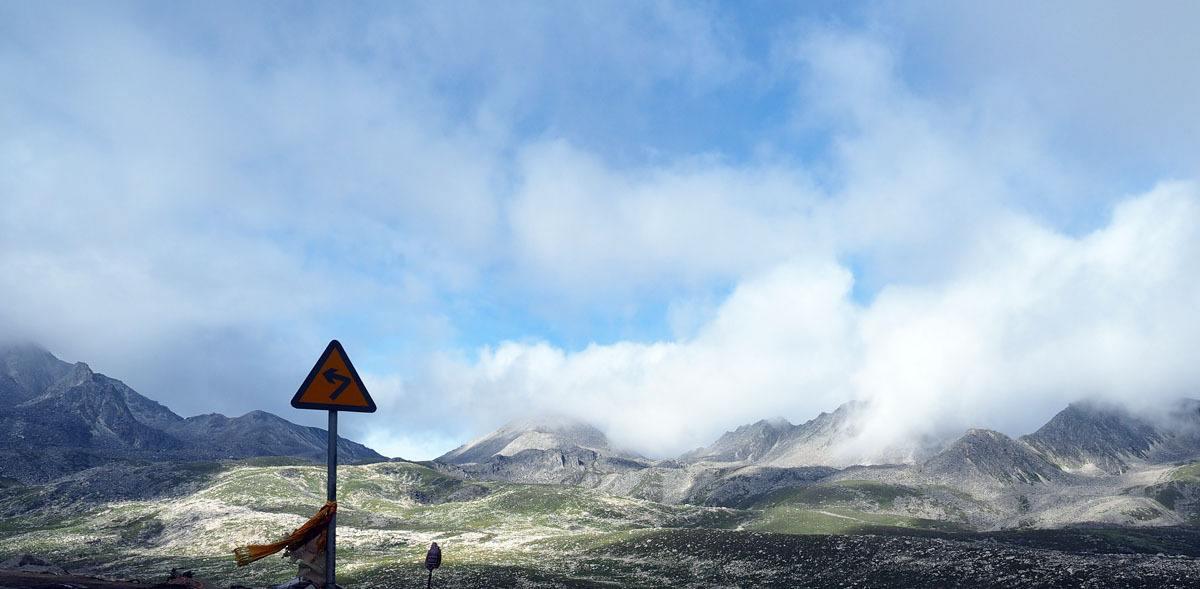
{"left": 580, "top": 528, "right": 1200, "bottom": 588}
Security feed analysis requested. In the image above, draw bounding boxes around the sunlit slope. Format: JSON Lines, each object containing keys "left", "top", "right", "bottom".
{"left": 3, "top": 458, "right": 1200, "bottom": 587}
{"left": 0, "top": 459, "right": 746, "bottom": 587}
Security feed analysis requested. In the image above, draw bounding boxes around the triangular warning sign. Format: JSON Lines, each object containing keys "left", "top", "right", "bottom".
{"left": 291, "top": 340, "right": 377, "bottom": 412}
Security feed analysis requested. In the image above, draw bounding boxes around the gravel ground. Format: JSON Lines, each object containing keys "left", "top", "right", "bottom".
{"left": 559, "top": 528, "right": 1200, "bottom": 588}
{"left": 6, "top": 528, "right": 1200, "bottom": 588}
{"left": 0, "top": 570, "right": 176, "bottom": 588}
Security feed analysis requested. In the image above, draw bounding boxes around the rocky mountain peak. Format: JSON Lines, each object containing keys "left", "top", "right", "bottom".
{"left": 233, "top": 409, "right": 286, "bottom": 423}
{"left": 1, "top": 343, "right": 73, "bottom": 403}
{"left": 760, "top": 416, "right": 793, "bottom": 428}
{"left": 680, "top": 417, "right": 794, "bottom": 463}
{"left": 962, "top": 427, "right": 1005, "bottom": 439}
{"left": 1162, "top": 398, "right": 1200, "bottom": 431}
{"left": 925, "top": 428, "right": 1064, "bottom": 485}
{"left": 498, "top": 414, "right": 608, "bottom": 437}
{"left": 1021, "top": 400, "right": 1166, "bottom": 474}
{"left": 437, "top": 415, "right": 621, "bottom": 465}
{"left": 757, "top": 401, "right": 879, "bottom": 468}
{"left": 678, "top": 400, "right": 944, "bottom": 469}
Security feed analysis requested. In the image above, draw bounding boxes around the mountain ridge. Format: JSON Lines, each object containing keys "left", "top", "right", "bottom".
{"left": 7, "top": 341, "right": 1200, "bottom": 517}
{"left": 0, "top": 344, "right": 384, "bottom": 483}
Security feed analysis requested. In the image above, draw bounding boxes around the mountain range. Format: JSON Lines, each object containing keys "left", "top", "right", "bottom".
{"left": 436, "top": 398, "right": 1200, "bottom": 483}
{"left": 0, "top": 343, "right": 382, "bottom": 483}
{"left": 5, "top": 341, "right": 1200, "bottom": 529}
{"left": 3, "top": 343, "right": 1200, "bottom": 587}
{"left": 432, "top": 396, "right": 1200, "bottom": 527}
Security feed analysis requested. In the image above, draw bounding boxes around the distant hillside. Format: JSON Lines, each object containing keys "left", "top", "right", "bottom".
{"left": 0, "top": 343, "right": 384, "bottom": 483}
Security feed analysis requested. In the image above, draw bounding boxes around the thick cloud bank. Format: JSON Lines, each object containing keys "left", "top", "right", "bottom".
{"left": 427, "top": 182, "right": 1200, "bottom": 458}
{"left": 4, "top": 3, "right": 1200, "bottom": 459}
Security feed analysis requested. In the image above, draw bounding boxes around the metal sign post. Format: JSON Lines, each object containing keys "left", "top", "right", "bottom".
{"left": 326, "top": 409, "right": 337, "bottom": 588}
{"left": 291, "top": 340, "right": 376, "bottom": 589}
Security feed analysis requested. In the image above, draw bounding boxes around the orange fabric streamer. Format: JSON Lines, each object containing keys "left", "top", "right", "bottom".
{"left": 233, "top": 501, "right": 337, "bottom": 567}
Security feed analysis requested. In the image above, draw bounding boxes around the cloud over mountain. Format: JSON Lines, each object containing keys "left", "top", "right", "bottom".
{"left": 2, "top": 3, "right": 1199, "bottom": 459}
{"left": 426, "top": 182, "right": 1200, "bottom": 458}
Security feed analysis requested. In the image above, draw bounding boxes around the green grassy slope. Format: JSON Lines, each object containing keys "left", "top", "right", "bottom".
{"left": 739, "top": 479, "right": 975, "bottom": 534}
{"left": 1170, "top": 461, "right": 1200, "bottom": 483}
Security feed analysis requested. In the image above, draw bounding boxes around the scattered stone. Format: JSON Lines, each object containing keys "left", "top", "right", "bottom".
{"left": 165, "top": 567, "right": 205, "bottom": 588}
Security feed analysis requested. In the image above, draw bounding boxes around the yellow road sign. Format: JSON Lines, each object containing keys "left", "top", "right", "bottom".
{"left": 291, "top": 340, "right": 376, "bottom": 412}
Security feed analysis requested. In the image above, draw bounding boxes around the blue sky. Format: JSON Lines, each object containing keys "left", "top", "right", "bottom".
{"left": 2, "top": 1, "right": 1199, "bottom": 459}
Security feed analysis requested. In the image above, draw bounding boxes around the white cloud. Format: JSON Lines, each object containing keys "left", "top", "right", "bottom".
{"left": 507, "top": 141, "right": 824, "bottom": 297}
{"left": 3, "top": 3, "right": 1200, "bottom": 461}
{"left": 0, "top": 1, "right": 742, "bottom": 423}
{"left": 421, "top": 258, "right": 860, "bottom": 456}
{"left": 853, "top": 181, "right": 1200, "bottom": 449}
{"left": 878, "top": 0, "right": 1200, "bottom": 177}
{"left": 426, "top": 182, "right": 1200, "bottom": 458}
{"left": 399, "top": 22, "right": 1200, "bottom": 457}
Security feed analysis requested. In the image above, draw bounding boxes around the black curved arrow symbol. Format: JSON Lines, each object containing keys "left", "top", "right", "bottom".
{"left": 323, "top": 368, "right": 351, "bottom": 400}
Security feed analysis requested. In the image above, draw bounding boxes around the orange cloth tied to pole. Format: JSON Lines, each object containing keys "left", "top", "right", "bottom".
{"left": 233, "top": 501, "right": 337, "bottom": 567}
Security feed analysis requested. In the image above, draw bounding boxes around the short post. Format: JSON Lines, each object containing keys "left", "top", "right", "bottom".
{"left": 425, "top": 542, "right": 441, "bottom": 588}
{"left": 327, "top": 410, "right": 337, "bottom": 588}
